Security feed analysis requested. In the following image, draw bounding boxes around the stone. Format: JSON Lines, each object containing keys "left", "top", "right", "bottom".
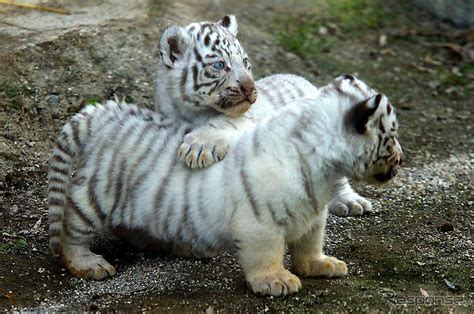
{"left": 414, "top": 0, "right": 474, "bottom": 27}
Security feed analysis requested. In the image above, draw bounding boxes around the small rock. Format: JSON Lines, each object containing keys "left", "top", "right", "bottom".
{"left": 455, "top": 110, "right": 470, "bottom": 120}
{"left": 380, "top": 48, "right": 396, "bottom": 56}
{"left": 440, "top": 222, "right": 454, "bottom": 232}
{"left": 378, "top": 34, "right": 387, "bottom": 47}
{"left": 9, "top": 204, "right": 19, "bottom": 215}
{"left": 318, "top": 25, "right": 329, "bottom": 36}
{"left": 284, "top": 52, "right": 299, "bottom": 61}
{"left": 428, "top": 80, "right": 440, "bottom": 89}
{"left": 451, "top": 67, "right": 461, "bottom": 76}
{"left": 47, "top": 93, "right": 60, "bottom": 105}
{"left": 445, "top": 87, "right": 457, "bottom": 94}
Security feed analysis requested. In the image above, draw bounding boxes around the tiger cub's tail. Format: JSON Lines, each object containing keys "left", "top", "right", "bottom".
{"left": 47, "top": 106, "right": 97, "bottom": 256}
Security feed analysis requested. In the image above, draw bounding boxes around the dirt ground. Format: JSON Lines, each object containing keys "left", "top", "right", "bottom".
{"left": 0, "top": 0, "right": 472, "bottom": 311}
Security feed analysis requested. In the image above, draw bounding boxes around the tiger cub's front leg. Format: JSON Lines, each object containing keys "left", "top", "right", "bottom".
{"left": 290, "top": 211, "right": 348, "bottom": 278}
{"left": 233, "top": 216, "right": 301, "bottom": 296}
{"left": 178, "top": 116, "right": 255, "bottom": 169}
{"left": 328, "top": 178, "right": 373, "bottom": 217}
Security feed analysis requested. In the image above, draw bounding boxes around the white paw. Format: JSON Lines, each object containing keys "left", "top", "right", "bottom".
{"left": 329, "top": 192, "right": 372, "bottom": 217}
{"left": 178, "top": 134, "right": 228, "bottom": 169}
{"left": 248, "top": 269, "right": 302, "bottom": 296}
{"left": 63, "top": 250, "right": 116, "bottom": 280}
{"left": 293, "top": 255, "right": 348, "bottom": 278}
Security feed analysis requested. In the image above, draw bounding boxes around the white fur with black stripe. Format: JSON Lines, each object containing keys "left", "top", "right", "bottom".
{"left": 155, "top": 17, "right": 371, "bottom": 218}
{"left": 48, "top": 75, "right": 403, "bottom": 295}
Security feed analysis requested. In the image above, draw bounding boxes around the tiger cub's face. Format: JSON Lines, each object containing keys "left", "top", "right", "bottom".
{"left": 335, "top": 75, "right": 404, "bottom": 184}
{"left": 159, "top": 15, "right": 257, "bottom": 116}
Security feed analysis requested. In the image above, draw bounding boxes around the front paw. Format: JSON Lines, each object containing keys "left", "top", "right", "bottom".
{"left": 329, "top": 193, "right": 372, "bottom": 217}
{"left": 177, "top": 135, "right": 228, "bottom": 169}
{"left": 248, "top": 269, "right": 302, "bottom": 296}
{"left": 292, "top": 255, "right": 348, "bottom": 278}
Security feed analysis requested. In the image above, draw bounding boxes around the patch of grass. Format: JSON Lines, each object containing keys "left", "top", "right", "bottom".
{"left": 439, "top": 63, "right": 474, "bottom": 88}
{"left": 0, "top": 242, "right": 7, "bottom": 252}
{"left": 276, "top": 0, "right": 411, "bottom": 59}
{"left": 85, "top": 97, "right": 100, "bottom": 105}
{"left": 277, "top": 17, "right": 338, "bottom": 57}
{"left": 0, "top": 81, "right": 34, "bottom": 110}
{"left": 124, "top": 95, "right": 134, "bottom": 103}
{"left": 13, "top": 238, "right": 28, "bottom": 248}
{"left": 326, "top": 0, "right": 392, "bottom": 31}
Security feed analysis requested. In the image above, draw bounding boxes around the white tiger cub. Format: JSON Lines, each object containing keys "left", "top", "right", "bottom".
{"left": 155, "top": 16, "right": 371, "bottom": 217}
{"left": 155, "top": 15, "right": 257, "bottom": 167}
{"left": 48, "top": 75, "right": 404, "bottom": 296}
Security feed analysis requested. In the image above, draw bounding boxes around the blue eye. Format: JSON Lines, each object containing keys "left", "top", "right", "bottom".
{"left": 212, "top": 61, "right": 225, "bottom": 70}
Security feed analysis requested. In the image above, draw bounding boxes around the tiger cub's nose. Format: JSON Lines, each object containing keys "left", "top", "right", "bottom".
{"left": 239, "top": 80, "right": 255, "bottom": 98}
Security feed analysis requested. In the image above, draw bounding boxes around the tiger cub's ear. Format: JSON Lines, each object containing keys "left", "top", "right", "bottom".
{"left": 159, "top": 25, "right": 192, "bottom": 68}
{"left": 217, "top": 15, "right": 238, "bottom": 36}
{"left": 346, "top": 94, "right": 386, "bottom": 134}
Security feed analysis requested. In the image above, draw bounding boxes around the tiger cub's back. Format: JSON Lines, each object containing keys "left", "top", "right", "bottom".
{"left": 250, "top": 74, "right": 318, "bottom": 119}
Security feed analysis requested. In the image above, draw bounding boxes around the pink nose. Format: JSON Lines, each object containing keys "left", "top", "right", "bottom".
{"left": 239, "top": 80, "right": 255, "bottom": 97}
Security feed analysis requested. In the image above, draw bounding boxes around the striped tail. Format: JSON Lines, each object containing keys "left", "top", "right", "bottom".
{"left": 48, "top": 110, "right": 91, "bottom": 256}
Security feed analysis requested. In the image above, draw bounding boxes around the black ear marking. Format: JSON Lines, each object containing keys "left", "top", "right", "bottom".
{"left": 374, "top": 94, "right": 383, "bottom": 106}
{"left": 342, "top": 74, "right": 355, "bottom": 81}
{"left": 221, "top": 15, "right": 231, "bottom": 28}
{"left": 159, "top": 25, "right": 191, "bottom": 67}
{"left": 217, "top": 15, "right": 238, "bottom": 36}
{"left": 345, "top": 96, "right": 380, "bottom": 134}
{"left": 167, "top": 37, "right": 180, "bottom": 63}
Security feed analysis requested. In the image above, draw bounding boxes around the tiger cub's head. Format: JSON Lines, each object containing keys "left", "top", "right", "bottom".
{"left": 335, "top": 75, "right": 404, "bottom": 184}
{"left": 158, "top": 15, "right": 256, "bottom": 116}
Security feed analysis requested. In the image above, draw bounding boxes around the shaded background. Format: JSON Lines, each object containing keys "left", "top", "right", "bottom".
{"left": 0, "top": 0, "right": 472, "bottom": 311}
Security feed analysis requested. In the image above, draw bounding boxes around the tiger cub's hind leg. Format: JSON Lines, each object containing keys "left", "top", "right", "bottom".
{"left": 61, "top": 205, "right": 116, "bottom": 280}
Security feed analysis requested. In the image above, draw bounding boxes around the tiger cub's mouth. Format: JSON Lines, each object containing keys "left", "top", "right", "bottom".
{"left": 368, "top": 165, "right": 401, "bottom": 185}
{"left": 216, "top": 90, "right": 258, "bottom": 116}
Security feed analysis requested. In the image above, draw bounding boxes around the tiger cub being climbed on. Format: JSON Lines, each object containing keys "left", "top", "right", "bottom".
{"left": 157, "top": 16, "right": 373, "bottom": 217}
{"left": 48, "top": 75, "right": 403, "bottom": 295}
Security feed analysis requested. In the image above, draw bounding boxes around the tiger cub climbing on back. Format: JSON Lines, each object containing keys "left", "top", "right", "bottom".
{"left": 159, "top": 16, "right": 373, "bottom": 217}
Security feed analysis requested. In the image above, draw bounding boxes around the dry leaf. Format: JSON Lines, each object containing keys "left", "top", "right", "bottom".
{"left": 419, "top": 287, "right": 429, "bottom": 297}
{"left": 33, "top": 217, "right": 42, "bottom": 229}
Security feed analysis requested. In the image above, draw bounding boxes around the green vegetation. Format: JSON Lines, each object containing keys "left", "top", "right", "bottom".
{"left": 0, "top": 81, "right": 34, "bottom": 110}
{"left": 85, "top": 97, "right": 100, "bottom": 105}
{"left": 124, "top": 95, "right": 134, "bottom": 103}
{"left": 13, "top": 238, "right": 28, "bottom": 248}
{"left": 326, "top": 0, "right": 392, "bottom": 30}
{"left": 439, "top": 63, "right": 474, "bottom": 88}
{"left": 0, "top": 238, "right": 28, "bottom": 253}
{"left": 276, "top": 0, "right": 411, "bottom": 58}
